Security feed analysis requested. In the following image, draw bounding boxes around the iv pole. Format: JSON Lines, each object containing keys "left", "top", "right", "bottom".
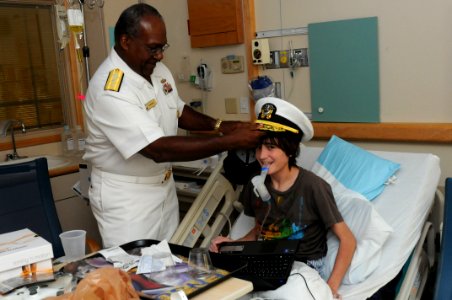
{"left": 78, "top": 0, "right": 90, "bottom": 85}
{"left": 70, "top": 0, "right": 104, "bottom": 85}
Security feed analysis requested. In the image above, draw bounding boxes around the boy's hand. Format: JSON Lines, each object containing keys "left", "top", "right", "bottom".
{"left": 209, "top": 236, "right": 233, "bottom": 253}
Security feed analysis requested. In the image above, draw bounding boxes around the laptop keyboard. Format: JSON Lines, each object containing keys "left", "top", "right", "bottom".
{"left": 242, "top": 255, "right": 293, "bottom": 279}
{"left": 211, "top": 240, "right": 299, "bottom": 291}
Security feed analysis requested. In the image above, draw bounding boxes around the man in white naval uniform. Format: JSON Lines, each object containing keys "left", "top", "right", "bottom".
{"left": 83, "top": 3, "right": 264, "bottom": 247}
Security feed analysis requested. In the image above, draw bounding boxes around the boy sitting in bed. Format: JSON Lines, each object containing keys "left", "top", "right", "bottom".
{"left": 210, "top": 97, "right": 356, "bottom": 299}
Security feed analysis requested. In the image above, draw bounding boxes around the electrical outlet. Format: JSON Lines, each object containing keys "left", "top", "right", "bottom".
{"left": 240, "top": 97, "right": 250, "bottom": 114}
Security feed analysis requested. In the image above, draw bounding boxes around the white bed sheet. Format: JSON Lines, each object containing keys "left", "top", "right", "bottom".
{"left": 298, "top": 146, "right": 441, "bottom": 299}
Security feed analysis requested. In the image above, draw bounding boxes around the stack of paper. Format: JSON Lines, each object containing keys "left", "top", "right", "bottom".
{"left": 0, "top": 228, "right": 54, "bottom": 292}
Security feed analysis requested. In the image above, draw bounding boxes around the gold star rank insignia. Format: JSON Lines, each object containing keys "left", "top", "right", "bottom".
{"left": 104, "top": 69, "right": 124, "bottom": 92}
{"left": 145, "top": 99, "right": 157, "bottom": 110}
{"left": 161, "top": 78, "right": 173, "bottom": 95}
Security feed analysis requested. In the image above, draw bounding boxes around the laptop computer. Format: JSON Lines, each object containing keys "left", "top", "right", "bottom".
{"left": 210, "top": 239, "right": 300, "bottom": 291}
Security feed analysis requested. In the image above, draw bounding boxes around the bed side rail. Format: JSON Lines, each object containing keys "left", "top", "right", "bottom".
{"left": 170, "top": 155, "right": 240, "bottom": 248}
{"left": 396, "top": 187, "right": 444, "bottom": 300}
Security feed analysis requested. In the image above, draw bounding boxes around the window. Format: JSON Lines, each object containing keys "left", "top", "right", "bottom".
{"left": 0, "top": 1, "right": 71, "bottom": 131}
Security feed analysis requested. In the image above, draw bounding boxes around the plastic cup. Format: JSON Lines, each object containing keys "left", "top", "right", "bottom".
{"left": 59, "top": 230, "right": 86, "bottom": 260}
{"left": 188, "top": 247, "right": 213, "bottom": 278}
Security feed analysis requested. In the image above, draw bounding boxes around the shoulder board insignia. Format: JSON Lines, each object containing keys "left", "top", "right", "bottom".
{"left": 145, "top": 99, "right": 157, "bottom": 110}
{"left": 104, "top": 69, "right": 124, "bottom": 92}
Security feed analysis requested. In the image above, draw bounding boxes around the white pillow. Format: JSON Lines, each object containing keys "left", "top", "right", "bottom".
{"left": 324, "top": 192, "right": 393, "bottom": 284}
{"left": 311, "top": 136, "right": 396, "bottom": 284}
{"left": 312, "top": 135, "right": 400, "bottom": 201}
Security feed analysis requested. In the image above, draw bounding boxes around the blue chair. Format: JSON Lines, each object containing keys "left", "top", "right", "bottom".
{"left": 434, "top": 178, "right": 452, "bottom": 300}
{"left": 0, "top": 158, "right": 64, "bottom": 258}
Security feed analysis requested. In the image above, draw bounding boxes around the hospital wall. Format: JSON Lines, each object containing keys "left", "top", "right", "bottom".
{"left": 91, "top": 0, "right": 452, "bottom": 186}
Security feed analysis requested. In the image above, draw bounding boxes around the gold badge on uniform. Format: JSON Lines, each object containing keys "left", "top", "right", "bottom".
{"left": 145, "top": 99, "right": 157, "bottom": 110}
{"left": 104, "top": 69, "right": 124, "bottom": 92}
{"left": 161, "top": 78, "right": 173, "bottom": 95}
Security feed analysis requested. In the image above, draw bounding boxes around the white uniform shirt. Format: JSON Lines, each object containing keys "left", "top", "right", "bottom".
{"left": 83, "top": 48, "right": 185, "bottom": 176}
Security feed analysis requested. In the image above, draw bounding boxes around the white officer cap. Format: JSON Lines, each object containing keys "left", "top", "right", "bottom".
{"left": 255, "top": 97, "right": 314, "bottom": 142}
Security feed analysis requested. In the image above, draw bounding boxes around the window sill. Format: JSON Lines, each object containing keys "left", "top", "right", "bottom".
{"left": 312, "top": 122, "right": 452, "bottom": 143}
{"left": 0, "top": 127, "right": 62, "bottom": 151}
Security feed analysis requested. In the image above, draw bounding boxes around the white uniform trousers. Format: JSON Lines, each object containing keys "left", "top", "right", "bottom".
{"left": 89, "top": 167, "right": 179, "bottom": 248}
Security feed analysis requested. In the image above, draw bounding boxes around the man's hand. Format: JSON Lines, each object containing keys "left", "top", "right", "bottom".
{"left": 221, "top": 122, "right": 264, "bottom": 149}
{"left": 219, "top": 121, "right": 260, "bottom": 135}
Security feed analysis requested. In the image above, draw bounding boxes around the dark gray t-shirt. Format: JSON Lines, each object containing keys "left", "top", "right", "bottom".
{"left": 242, "top": 167, "right": 343, "bottom": 261}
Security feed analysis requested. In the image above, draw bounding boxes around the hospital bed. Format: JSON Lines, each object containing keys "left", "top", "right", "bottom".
{"left": 170, "top": 153, "right": 240, "bottom": 248}
{"left": 170, "top": 144, "right": 442, "bottom": 300}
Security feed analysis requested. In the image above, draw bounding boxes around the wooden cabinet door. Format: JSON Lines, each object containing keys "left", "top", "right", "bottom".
{"left": 187, "top": 0, "right": 244, "bottom": 48}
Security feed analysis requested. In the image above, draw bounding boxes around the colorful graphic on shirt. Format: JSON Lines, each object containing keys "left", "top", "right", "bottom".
{"left": 260, "top": 218, "right": 307, "bottom": 240}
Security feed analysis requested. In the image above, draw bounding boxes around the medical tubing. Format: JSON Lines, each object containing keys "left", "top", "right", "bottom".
{"left": 217, "top": 212, "right": 232, "bottom": 238}
{"left": 290, "top": 272, "right": 316, "bottom": 300}
{"left": 254, "top": 165, "right": 272, "bottom": 240}
{"left": 257, "top": 202, "right": 271, "bottom": 241}
{"left": 260, "top": 166, "right": 270, "bottom": 201}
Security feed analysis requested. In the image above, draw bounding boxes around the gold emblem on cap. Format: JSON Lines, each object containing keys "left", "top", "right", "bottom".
{"left": 145, "top": 99, "right": 157, "bottom": 110}
{"left": 260, "top": 103, "right": 275, "bottom": 120}
{"left": 104, "top": 68, "right": 124, "bottom": 92}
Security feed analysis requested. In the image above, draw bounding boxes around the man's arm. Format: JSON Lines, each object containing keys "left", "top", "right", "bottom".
{"left": 139, "top": 105, "right": 263, "bottom": 162}
{"left": 178, "top": 105, "right": 218, "bottom": 131}
{"left": 178, "top": 104, "right": 254, "bottom": 134}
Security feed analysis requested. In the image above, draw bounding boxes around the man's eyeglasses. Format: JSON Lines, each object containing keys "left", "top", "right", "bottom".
{"left": 147, "top": 43, "right": 170, "bottom": 56}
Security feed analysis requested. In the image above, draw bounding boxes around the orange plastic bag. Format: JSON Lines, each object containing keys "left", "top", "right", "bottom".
{"left": 47, "top": 268, "right": 139, "bottom": 300}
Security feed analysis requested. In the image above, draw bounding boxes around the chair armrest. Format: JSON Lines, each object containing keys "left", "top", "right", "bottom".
{"left": 87, "top": 237, "right": 101, "bottom": 253}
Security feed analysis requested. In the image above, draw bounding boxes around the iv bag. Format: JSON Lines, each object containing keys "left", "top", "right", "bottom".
{"left": 67, "top": 4, "right": 84, "bottom": 33}
{"left": 54, "top": 4, "right": 69, "bottom": 49}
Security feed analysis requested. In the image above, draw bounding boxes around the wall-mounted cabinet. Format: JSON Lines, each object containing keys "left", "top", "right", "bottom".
{"left": 187, "top": 0, "right": 244, "bottom": 48}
